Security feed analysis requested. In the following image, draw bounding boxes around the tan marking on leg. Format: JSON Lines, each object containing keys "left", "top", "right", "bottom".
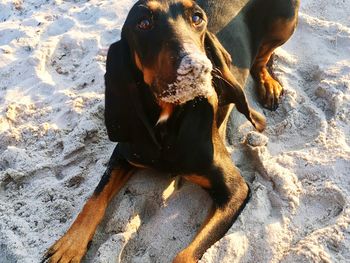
{"left": 183, "top": 175, "right": 211, "bottom": 189}
{"left": 173, "top": 182, "right": 249, "bottom": 263}
{"left": 127, "top": 159, "right": 150, "bottom": 169}
{"left": 46, "top": 167, "right": 135, "bottom": 263}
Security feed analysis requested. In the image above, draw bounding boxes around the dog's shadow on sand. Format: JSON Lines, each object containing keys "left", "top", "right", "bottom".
{"left": 83, "top": 170, "right": 211, "bottom": 263}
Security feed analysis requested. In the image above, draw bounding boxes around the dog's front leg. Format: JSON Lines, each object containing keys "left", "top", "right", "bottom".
{"left": 43, "top": 157, "right": 135, "bottom": 263}
{"left": 173, "top": 152, "right": 250, "bottom": 263}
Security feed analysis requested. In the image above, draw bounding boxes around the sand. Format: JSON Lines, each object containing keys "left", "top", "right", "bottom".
{"left": 0, "top": 0, "right": 349, "bottom": 262}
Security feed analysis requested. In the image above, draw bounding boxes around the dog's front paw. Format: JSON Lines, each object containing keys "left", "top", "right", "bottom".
{"left": 258, "top": 74, "right": 283, "bottom": 111}
{"left": 42, "top": 230, "right": 89, "bottom": 263}
{"left": 173, "top": 250, "right": 197, "bottom": 263}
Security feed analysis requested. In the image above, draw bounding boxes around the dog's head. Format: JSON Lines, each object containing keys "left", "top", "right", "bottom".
{"left": 105, "top": 0, "right": 265, "bottom": 141}
{"left": 122, "top": 0, "right": 217, "bottom": 104}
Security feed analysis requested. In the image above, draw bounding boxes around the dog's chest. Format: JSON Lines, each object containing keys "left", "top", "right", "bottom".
{"left": 124, "top": 99, "right": 216, "bottom": 173}
{"left": 157, "top": 99, "right": 215, "bottom": 171}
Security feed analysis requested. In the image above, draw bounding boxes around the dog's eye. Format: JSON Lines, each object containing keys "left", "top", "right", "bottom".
{"left": 192, "top": 13, "right": 203, "bottom": 26}
{"left": 137, "top": 18, "right": 152, "bottom": 30}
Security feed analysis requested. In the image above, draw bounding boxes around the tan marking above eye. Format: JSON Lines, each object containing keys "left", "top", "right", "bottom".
{"left": 182, "top": 0, "right": 194, "bottom": 8}
{"left": 147, "top": 1, "right": 161, "bottom": 11}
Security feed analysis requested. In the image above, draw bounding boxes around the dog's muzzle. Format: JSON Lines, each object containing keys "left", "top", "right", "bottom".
{"left": 158, "top": 44, "right": 214, "bottom": 104}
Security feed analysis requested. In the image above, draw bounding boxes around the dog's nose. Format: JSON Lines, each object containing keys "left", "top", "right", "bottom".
{"left": 158, "top": 47, "right": 214, "bottom": 105}
{"left": 177, "top": 54, "right": 212, "bottom": 77}
{"left": 176, "top": 53, "right": 213, "bottom": 89}
{"left": 178, "top": 43, "right": 212, "bottom": 76}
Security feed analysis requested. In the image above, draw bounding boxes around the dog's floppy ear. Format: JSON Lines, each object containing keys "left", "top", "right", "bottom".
{"left": 204, "top": 31, "right": 266, "bottom": 132}
{"left": 104, "top": 38, "right": 138, "bottom": 142}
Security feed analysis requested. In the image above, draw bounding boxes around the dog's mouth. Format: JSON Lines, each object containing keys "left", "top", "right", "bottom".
{"left": 157, "top": 48, "right": 214, "bottom": 105}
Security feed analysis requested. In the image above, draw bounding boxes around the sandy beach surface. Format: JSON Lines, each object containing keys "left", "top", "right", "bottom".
{"left": 0, "top": 0, "right": 349, "bottom": 262}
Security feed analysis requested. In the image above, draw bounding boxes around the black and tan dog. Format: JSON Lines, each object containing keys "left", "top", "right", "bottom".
{"left": 44, "top": 0, "right": 299, "bottom": 262}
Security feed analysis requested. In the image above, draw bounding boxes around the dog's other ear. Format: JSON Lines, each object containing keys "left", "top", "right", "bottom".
{"left": 104, "top": 39, "right": 137, "bottom": 142}
{"left": 204, "top": 31, "right": 266, "bottom": 132}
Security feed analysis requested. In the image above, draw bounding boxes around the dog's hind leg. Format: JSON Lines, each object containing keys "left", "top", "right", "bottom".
{"left": 43, "top": 156, "right": 135, "bottom": 263}
{"left": 173, "top": 143, "right": 250, "bottom": 263}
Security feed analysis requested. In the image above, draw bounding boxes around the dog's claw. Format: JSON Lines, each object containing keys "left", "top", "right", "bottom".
{"left": 272, "top": 99, "right": 279, "bottom": 111}
{"left": 40, "top": 253, "right": 50, "bottom": 263}
{"left": 41, "top": 247, "right": 57, "bottom": 263}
